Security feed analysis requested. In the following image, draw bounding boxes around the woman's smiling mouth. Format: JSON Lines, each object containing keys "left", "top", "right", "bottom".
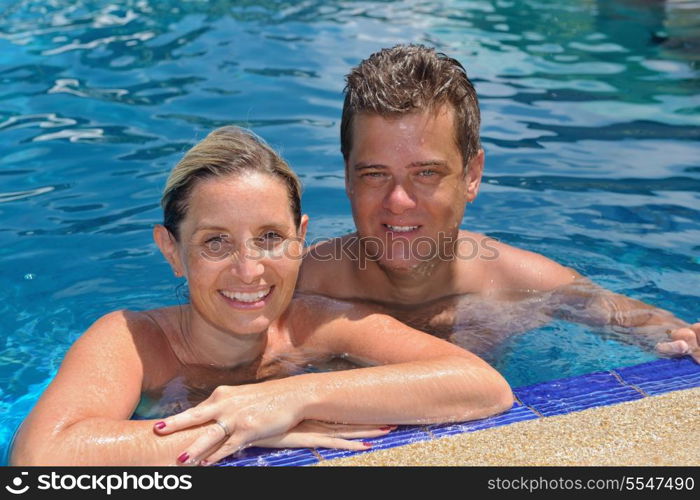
{"left": 219, "top": 287, "right": 274, "bottom": 308}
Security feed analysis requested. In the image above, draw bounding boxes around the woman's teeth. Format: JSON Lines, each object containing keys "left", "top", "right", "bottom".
{"left": 220, "top": 288, "right": 271, "bottom": 302}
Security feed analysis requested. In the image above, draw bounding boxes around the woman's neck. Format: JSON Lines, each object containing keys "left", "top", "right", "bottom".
{"left": 170, "top": 304, "right": 269, "bottom": 370}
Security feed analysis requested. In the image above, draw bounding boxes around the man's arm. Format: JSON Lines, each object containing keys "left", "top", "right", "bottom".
{"left": 489, "top": 242, "right": 697, "bottom": 360}
{"left": 547, "top": 277, "right": 697, "bottom": 360}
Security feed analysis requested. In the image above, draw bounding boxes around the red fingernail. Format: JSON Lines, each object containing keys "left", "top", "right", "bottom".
{"left": 177, "top": 452, "right": 189, "bottom": 463}
{"left": 380, "top": 426, "right": 395, "bottom": 431}
{"left": 363, "top": 442, "right": 372, "bottom": 448}
{"left": 154, "top": 421, "right": 166, "bottom": 430}
{"left": 200, "top": 460, "right": 209, "bottom": 466}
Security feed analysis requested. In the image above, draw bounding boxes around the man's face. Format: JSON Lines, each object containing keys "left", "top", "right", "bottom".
{"left": 345, "top": 105, "right": 483, "bottom": 273}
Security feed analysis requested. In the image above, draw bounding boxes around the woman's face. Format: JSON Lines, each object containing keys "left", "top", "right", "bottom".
{"left": 170, "top": 171, "right": 307, "bottom": 336}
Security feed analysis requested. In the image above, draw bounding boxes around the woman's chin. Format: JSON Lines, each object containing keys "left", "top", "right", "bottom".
{"left": 223, "top": 318, "right": 273, "bottom": 336}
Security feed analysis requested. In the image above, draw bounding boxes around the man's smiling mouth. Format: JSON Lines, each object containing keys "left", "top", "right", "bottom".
{"left": 384, "top": 224, "right": 420, "bottom": 233}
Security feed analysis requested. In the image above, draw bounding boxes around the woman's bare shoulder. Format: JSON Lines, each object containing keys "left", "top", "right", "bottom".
{"left": 83, "top": 309, "right": 167, "bottom": 347}
{"left": 80, "top": 308, "right": 178, "bottom": 388}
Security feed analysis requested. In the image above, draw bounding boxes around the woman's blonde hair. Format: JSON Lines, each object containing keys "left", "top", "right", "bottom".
{"left": 161, "top": 126, "right": 302, "bottom": 240}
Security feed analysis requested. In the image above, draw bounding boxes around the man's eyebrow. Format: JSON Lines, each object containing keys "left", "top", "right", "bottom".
{"left": 193, "top": 225, "right": 229, "bottom": 234}
{"left": 353, "top": 163, "right": 387, "bottom": 171}
{"left": 408, "top": 160, "right": 449, "bottom": 168}
{"left": 353, "top": 161, "right": 449, "bottom": 170}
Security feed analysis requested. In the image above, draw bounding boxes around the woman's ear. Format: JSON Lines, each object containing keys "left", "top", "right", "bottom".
{"left": 298, "top": 214, "right": 309, "bottom": 243}
{"left": 154, "top": 225, "right": 184, "bottom": 277}
{"left": 294, "top": 215, "right": 310, "bottom": 260}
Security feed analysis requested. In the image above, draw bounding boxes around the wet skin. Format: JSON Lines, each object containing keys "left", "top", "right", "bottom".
{"left": 298, "top": 106, "right": 697, "bottom": 360}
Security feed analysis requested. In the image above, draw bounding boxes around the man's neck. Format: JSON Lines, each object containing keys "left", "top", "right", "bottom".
{"left": 354, "top": 256, "right": 459, "bottom": 306}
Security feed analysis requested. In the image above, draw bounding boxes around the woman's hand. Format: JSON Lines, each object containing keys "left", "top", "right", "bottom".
{"left": 153, "top": 380, "right": 306, "bottom": 465}
{"left": 199, "top": 421, "right": 394, "bottom": 465}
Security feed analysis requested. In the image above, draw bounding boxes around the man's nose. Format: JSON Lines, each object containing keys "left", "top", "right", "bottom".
{"left": 383, "top": 181, "right": 417, "bottom": 214}
{"left": 230, "top": 247, "right": 264, "bottom": 283}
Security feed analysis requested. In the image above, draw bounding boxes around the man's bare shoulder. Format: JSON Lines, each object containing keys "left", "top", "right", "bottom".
{"left": 469, "top": 234, "right": 581, "bottom": 293}
{"left": 298, "top": 234, "right": 360, "bottom": 298}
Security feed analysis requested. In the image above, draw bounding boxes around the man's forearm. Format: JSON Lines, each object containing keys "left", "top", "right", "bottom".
{"left": 549, "top": 279, "right": 688, "bottom": 335}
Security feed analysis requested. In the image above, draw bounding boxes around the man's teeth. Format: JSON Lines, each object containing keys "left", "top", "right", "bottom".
{"left": 386, "top": 224, "right": 419, "bottom": 232}
{"left": 221, "top": 289, "right": 270, "bottom": 302}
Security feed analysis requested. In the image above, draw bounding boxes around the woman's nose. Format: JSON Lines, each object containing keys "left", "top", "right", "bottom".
{"left": 383, "top": 181, "right": 417, "bottom": 214}
{"left": 230, "top": 247, "right": 265, "bottom": 283}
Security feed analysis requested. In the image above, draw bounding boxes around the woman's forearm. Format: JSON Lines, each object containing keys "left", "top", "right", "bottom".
{"left": 292, "top": 355, "right": 513, "bottom": 425}
{"left": 11, "top": 417, "right": 208, "bottom": 466}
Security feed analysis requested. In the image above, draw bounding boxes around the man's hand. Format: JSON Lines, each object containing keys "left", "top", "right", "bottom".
{"left": 656, "top": 323, "right": 700, "bottom": 362}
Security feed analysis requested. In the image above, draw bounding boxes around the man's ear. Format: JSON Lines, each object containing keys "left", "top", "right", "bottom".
{"left": 344, "top": 161, "right": 353, "bottom": 198}
{"left": 154, "top": 224, "right": 184, "bottom": 277}
{"left": 465, "top": 149, "right": 484, "bottom": 202}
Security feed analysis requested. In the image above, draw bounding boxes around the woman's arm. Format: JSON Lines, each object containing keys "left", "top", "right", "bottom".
{"left": 9, "top": 310, "right": 213, "bottom": 466}
{"left": 157, "top": 298, "right": 513, "bottom": 464}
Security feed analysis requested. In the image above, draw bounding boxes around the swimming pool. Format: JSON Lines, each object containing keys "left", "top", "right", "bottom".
{"left": 1, "top": 0, "right": 698, "bottom": 464}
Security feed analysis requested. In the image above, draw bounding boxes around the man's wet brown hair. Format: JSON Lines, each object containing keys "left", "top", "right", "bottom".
{"left": 341, "top": 44, "right": 480, "bottom": 168}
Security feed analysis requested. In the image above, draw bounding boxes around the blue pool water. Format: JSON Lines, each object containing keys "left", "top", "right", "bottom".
{"left": 1, "top": 0, "right": 699, "bottom": 464}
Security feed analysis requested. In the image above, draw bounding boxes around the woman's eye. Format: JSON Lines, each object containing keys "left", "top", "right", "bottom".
{"left": 256, "top": 231, "right": 284, "bottom": 249}
{"left": 201, "top": 235, "right": 231, "bottom": 259}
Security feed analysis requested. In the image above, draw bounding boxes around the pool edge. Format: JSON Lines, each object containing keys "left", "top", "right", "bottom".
{"left": 216, "top": 356, "right": 700, "bottom": 466}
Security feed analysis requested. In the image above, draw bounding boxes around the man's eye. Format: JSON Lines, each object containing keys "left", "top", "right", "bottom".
{"left": 360, "top": 171, "right": 386, "bottom": 181}
{"left": 418, "top": 169, "right": 437, "bottom": 177}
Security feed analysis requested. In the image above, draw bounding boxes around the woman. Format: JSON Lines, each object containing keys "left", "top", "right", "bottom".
{"left": 10, "top": 126, "right": 513, "bottom": 466}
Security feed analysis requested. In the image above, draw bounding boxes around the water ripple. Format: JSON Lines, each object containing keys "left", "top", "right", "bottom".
{"left": 156, "top": 113, "right": 334, "bottom": 129}
{"left": 47, "top": 76, "right": 203, "bottom": 106}
{"left": 0, "top": 113, "right": 77, "bottom": 132}
{"left": 42, "top": 30, "right": 156, "bottom": 56}
{"left": 0, "top": 186, "right": 58, "bottom": 203}
{"left": 487, "top": 175, "right": 700, "bottom": 195}
{"left": 29, "top": 125, "right": 156, "bottom": 144}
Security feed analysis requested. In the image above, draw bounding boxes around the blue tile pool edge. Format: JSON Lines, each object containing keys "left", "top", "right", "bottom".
{"left": 219, "top": 356, "right": 700, "bottom": 466}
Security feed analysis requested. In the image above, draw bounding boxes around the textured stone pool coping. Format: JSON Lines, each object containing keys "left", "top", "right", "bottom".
{"left": 217, "top": 357, "right": 700, "bottom": 467}
{"left": 317, "top": 386, "right": 700, "bottom": 466}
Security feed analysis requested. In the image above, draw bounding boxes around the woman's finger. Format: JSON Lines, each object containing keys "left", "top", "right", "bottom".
{"left": 308, "top": 436, "right": 373, "bottom": 451}
{"left": 175, "top": 421, "right": 232, "bottom": 465}
{"left": 154, "top": 405, "right": 217, "bottom": 435}
{"left": 327, "top": 425, "right": 396, "bottom": 439}
{"left": 198, "top": 439, "right": 251, "bottom": 466}
{"left": 295, "top": 420, "right": 395, "bottom": 437}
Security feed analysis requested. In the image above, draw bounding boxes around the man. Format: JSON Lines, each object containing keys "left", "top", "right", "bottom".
{"left": 297, "top": 44, "right": 699, "bottom": 360}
